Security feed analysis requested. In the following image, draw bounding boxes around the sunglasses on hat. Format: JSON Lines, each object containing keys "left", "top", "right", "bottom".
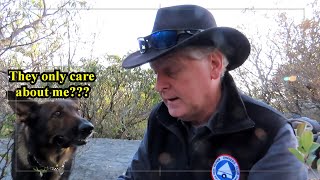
{"left": 138, "top": 29, "right": 203, "bottom": 54}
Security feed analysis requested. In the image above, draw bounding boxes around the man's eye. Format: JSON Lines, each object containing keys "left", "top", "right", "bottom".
{"left": 165, "top": 69, "right": 178, "bottom": 77}
{"left": 53, "top": 111, "right": 61, "bottom": 117}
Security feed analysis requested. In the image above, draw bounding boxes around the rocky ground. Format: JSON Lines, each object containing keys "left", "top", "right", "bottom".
{"left": 70, "top": 138, "right": 140, "bottom": 180}
{"left": 1, "top": 138, "right": 319, "bottom": 180}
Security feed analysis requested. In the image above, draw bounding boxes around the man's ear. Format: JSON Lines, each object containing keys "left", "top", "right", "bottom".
{"left": 209, "top": 50, "right": 223, "bottom": 80}
{"left": 6, "top": 91, "right": 39, "bottom": 123}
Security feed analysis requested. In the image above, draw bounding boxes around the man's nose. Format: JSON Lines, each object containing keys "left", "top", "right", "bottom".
{"left": 154, "top": 74, "right": 170, "bottom": 92}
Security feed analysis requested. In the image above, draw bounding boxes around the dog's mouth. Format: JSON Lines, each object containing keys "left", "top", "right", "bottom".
{"left": 52, "top": 120, "right": 94, "bottom": 148}
{"left": 73, "top": 127, "right": 94, "bottom": 146}
{"left": 52, "top": 135, "right": 91, "bottom": 147}
{"left": 73, "top": 138, "right": 89, "bottom": 146}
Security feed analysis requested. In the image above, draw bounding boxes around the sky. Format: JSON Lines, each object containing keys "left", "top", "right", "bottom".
{"left": 56, "top": 0, "right": 312, "bottom": 64}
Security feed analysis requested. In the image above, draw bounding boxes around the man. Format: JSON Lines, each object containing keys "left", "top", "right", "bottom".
{"left": 118, "top": 4, "right": 307, "bottom": 180}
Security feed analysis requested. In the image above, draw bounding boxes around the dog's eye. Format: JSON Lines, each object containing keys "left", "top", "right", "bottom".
{"left": 53, "top": 111, "right": 61, "bottom": 117}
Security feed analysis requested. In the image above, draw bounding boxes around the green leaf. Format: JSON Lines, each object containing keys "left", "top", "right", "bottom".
{"left": 301, "top": 130, "right": 314, "bottom": 153}
{"left": 306, "top": 154, "right": 316, "bottom": 166}
{"left": 298, "top": 145, "right": 307, "bottom": 154}
{"left": 310, "top": 142, "right": 320, "bottom": 153}
{"left": 38, "top": 0, "right": 44, "bottom": 8}
{"left": 288, "top": 148, "right": 305, "bottom": 162}
{"left": 297, "top": 122, "right": 306, "bottom": 137}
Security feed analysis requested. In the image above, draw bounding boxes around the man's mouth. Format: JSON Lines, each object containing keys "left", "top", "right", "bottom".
{"left": 167, "top": 97, "right": 179, "bottom": 102}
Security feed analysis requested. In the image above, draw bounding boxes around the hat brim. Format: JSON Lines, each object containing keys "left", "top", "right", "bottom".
{"left": 122, "top": 27, "right": 250, "bottom": 71}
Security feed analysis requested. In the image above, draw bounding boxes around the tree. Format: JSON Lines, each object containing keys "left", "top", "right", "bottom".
{"left": 271, "top": 0, "right": 320, "bottom": 119}
{"left": 231, "top": 1, "right": 320, "bottom": 120}
{"left": 231, "top": 37, "right": 279, "bottom": 105}
{"left": 0, "top": 0, "right": 87, "bottom": 72}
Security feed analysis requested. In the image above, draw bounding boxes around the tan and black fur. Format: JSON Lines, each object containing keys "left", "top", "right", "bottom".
{"left": 7, "top": 91, "right": 94, "bottom": 180}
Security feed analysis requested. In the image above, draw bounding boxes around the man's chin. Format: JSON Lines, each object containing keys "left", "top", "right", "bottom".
{"left": 168, "top": 108, "right": 184, "bottom": 119}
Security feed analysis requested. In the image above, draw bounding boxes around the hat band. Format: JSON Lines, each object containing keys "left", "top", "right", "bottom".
{"left": 137, "top": 29, "right": 203, "bottom": 54}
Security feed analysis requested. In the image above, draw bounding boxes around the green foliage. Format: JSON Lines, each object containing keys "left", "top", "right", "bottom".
{"left": 78, "top": 56, "right": 160, "bottom": 139}
{"left": 0, "top": 114, "right": 15, "bottom": 138}
{"left": 289, "top": 122, "right": 320, "bottom": 177}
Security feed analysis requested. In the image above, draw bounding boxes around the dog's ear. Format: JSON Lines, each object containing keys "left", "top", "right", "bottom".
{"left": 69, "top": 97, "right": 80, "bottom": 106}
{"left": 6, "top": 91, "right": 39, "bottom": 123}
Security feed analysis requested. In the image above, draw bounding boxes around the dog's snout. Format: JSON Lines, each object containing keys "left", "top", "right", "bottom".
{"left": 78, "top": 119, "right": 94, "bottom": 136}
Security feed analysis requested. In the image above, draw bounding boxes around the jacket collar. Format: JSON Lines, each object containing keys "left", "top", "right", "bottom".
{"left": 206, "top": 72, "right": 255, "bottom": 134}
{"left": 156, "top": 72, "right": 255, "bottom": 135}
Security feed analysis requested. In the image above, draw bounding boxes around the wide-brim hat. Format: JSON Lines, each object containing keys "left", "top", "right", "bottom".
{"left": 122, "top": 5, "right": 250, "bottom": 71}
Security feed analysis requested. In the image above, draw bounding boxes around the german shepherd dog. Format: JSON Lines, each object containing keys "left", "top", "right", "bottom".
{"left": 6, "top": 91, "right": 94, "bottom": 180}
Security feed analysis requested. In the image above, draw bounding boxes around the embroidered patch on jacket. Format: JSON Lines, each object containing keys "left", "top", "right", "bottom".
{"left": 211, "top": 154, "right": 240, "bottom": 180}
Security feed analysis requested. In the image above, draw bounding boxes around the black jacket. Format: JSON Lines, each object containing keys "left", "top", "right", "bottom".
{"left": 118, "top": 73, "right": 300, "bottom": 180}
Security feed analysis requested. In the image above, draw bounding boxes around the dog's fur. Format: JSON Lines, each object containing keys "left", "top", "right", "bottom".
{"left": 7, "top": 91, "right": 94, "bottom": 180}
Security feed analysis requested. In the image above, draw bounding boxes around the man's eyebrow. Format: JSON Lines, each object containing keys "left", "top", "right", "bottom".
{"left": 150, "top": 59, "right": 171, "bottom": 69}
